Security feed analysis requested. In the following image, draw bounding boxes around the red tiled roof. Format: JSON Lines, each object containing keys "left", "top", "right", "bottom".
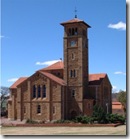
{"left": 88, "top": 73, "right": 106, "bottom": 85}
{"left": 10, "top": 77, "right": 28, "bottom": 89}
{"left": 39, "top": 61, "right": 64, "bottom": 71}
{"left": 112, "top": 102, "right": 122, "bottom": 105}
{"left": 60, "top": 18, "right": 91, "bottom": 28}
{"left": 39, "top": 71, "right": 66, "bottom": 86}
{"left": 112, "top": 102, "right": 123, "bottom": 109}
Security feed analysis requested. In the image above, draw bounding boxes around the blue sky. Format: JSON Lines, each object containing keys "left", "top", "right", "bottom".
{"left": 1, "top": 0, "right": 126, "bottom": 92}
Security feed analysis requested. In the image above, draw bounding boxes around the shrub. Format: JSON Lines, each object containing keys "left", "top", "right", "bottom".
{"left": 92, "top": 105, "right": 106, "bottom": 123}
{"left": 75, "top": 115, "right": 93, "bottom": 124}
{"left": 26, "top": 119, "right": 38, "bottom": 124}
{"left": 75, "top": 115, "right": 83, "bottom": 123}
{"left": 106, "top": 113, "right": 125, "bottom": 124}
{"left": 54, "top": 119, "right": 72, "bottom": 123}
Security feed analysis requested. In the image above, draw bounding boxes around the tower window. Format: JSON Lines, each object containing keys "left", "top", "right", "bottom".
{"left": 72, "top": 28, "right": 75, "bottom": 35}
{"left": 68, "top": 28, "right": 78, "bottom": 36}
{"left": 72, "top": 90, "right": 75, "bottom": 97}
{"left": 38, "top": 85, "right": 41, "bottom": 98}
{"left": 75, "top": 28, "right": 78, "bottom": 35}
{"left": 42, "top": 85, "right": 46, "bottom": 98}
{"left": 72, "top": 53, "right": 75, "bottom": 60}
{"left": 33, "top": 85, "right": 36, "bottom": 98}
{"left": 70, "top": 70, "right": 76, "bottom": 77}
{"left": 68, "top": 28, "right": 71, "bottom": 36}
{"left": 37, "top": 105, "right": 41, "bottom": 114}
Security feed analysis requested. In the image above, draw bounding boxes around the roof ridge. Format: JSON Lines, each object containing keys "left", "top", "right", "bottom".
{"left": 39, "top": 71, "right": 66, "bottom": 86}
{"left": 38, "top": 61, "right": 63, "bottom": 71}
{"left": 89, "top": 73, "right": 107, "bottom": 75}
{"left": 10, "top": 77, "right": 28, "bottom": 89}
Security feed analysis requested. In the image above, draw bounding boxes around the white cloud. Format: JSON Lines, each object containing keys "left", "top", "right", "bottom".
{"left": 114, "top": 71, "right": 126, "bottom": 75}
{"left": 112, "top": 85, "right": 119, "bottom": 93}
{"left": 108, "top": 21, "right": 126, "bottom": 30}
{"left": 112, "top": 85, "right": 117, "bottom": 90}
{"left": 7, "top": 78, "right": 18, "bottom": 82}
{"left": 36, "top": 60, "right": 61, "bottom": 66}
{"left": 112, "top": 85, "right": 126, "bottom": 93}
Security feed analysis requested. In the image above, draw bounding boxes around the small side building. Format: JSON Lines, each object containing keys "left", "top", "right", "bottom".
{"left": 112, "top": 102, "right": 125, "bottom": 116}
{"left": 88, "top": 73, "right": 112, "bottom": 114}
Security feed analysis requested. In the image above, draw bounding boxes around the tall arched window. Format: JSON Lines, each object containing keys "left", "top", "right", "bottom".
{"left": 68, "top": 28, "right": 71, "bottom": 36}
{"left": 38, "top": 85, "right": 41, "bottom": 98}
{"left": 73, "top": 70, "right": 76, "bottom": 77}
{"left": 72, "top": 28, "right": 75, "bottom": 35}
{"left": 70, "top": 70, "right": 73, "bottom": 77}
{"left": 75, "top": 28, "right": 78, "bottom": 35}
{"left": 33, "top": 85, "right": 36, "bottom": 98}
{"left": 43, "top": 85, "right": 46, "bottom": 98}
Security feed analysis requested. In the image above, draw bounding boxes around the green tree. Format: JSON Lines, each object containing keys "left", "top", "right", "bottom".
{"left": 92, "top": 105, "right": 106, "bottom": 123}
{"left": 117, "top": 90, "right": 126, "bottom": 116}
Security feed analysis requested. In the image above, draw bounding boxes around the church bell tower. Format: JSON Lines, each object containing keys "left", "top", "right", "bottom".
{"left": 61, "top": 17, "right": 91, "bottom": 119}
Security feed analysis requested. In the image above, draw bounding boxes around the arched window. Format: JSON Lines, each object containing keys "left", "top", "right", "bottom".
{"left": 72, "top": 28, "right": 75, "bottom": 35}
{"left": 68, "top": 28, "right": 71, "bottom": 36}
{"left": 73, "top": 70, "right": 76, "bottom": 77}
{"left": 38, "top": 85, "right": 41, "bottom": 98}
{"left": 43, "top": 85, "right": 46, "bottom": 98}
{"left": 33, "top": 85, "right": 36, "bottom": 98}
{"left": 70, "top": 70, "right": 76, "bottom": 77}
{"left": 75, "top": 28, "right": 78, "bottom": 35}
{"left": 70, "top": 70, "right": 73, "bottom": 77}
{"left": 37, "top": 105, "right": 41, "bottom": 114}
{"left": 68, "top": 28, "right": 78, "bottom": 36}
{"left": 72, "top": 90, "right": 75, "bottom": 98}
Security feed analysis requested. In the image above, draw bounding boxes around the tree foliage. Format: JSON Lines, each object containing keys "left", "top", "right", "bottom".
{"left": 0, "top": 86, "right": 10, "bottom": 108}
{"left": 117, "top": 90, "right": 126, "bottom": 114}
{"left": 92, "top": 105, "right": 106, "bottom": 123}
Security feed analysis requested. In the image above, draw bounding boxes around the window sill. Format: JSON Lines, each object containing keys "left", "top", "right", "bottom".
{"left": 37, "top": 113, "right": 41, "bottom": 115}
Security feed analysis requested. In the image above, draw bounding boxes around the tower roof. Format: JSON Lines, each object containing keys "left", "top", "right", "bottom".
{"left": 60, "top": 18, "right": 91, "bottom": 28}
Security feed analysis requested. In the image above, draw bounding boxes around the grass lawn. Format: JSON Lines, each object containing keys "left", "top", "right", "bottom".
{"left": 1, "top": 125, "right": 126, "bottom": 135}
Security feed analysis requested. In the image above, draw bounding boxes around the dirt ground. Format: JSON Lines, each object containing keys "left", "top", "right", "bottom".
{"left": 1, "top": 125, "right": 126, "bottom": 135}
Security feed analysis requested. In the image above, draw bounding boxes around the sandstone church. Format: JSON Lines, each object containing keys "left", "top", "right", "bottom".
{"left": 8, "top": 17, "right": 112, "bottom": 122}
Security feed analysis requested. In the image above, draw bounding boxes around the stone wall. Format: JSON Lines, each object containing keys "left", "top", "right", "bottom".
{"left": 17, "top": 72, "right": 64, "bottom": 122}
{"left": 83, "top": 99, "right": 94, "bottom": 116}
